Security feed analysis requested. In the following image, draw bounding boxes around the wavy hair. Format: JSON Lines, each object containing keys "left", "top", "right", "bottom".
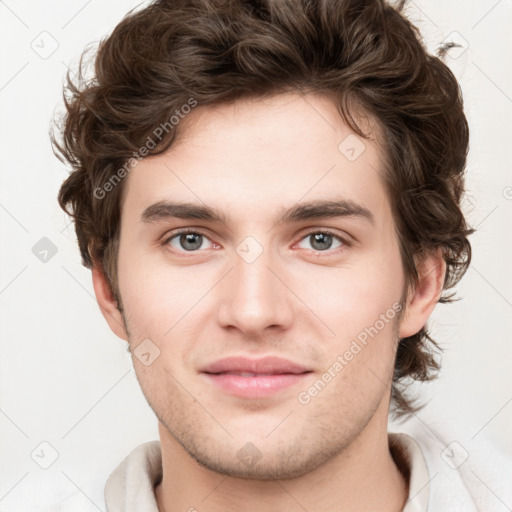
{"left": 52, "top": 0, "right": 474, "bottom": 419}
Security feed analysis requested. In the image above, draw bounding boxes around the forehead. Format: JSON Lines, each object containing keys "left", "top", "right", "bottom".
{"left": 120, "top": 92, "right": 390, "bottom": 226}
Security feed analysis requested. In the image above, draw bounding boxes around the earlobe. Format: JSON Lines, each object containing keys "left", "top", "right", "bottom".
{"left": 399, "top": 249, "right": 446, "bottom": 339}
{"left": 91, "top": 265, "right": 129, "bottom": 341}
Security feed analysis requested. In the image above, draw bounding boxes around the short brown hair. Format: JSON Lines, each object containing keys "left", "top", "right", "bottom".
{"left": 53, "top": 0, "right": 474, "bottom": 419}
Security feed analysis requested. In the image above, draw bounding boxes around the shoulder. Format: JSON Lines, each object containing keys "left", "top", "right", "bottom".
{"left": 390, "top": 415, "right": 512, "bottom": 511}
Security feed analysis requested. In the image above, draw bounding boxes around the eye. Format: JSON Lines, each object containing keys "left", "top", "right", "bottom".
{"left": 164, "top": 230, "right": 214, "bottom": 252}
{"left": 296, "top": 230, "right": 346, "bottom": 253}
{"left": 162, "top": 228, "right": 349, "bottom": 256}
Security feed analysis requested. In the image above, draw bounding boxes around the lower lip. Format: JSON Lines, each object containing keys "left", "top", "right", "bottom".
{"left": 202, "top": 372, "right": 311, "bottom": 398}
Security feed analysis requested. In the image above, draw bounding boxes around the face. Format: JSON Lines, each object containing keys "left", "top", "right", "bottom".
{"left": 99, "top": 92, "right": 422, "bottom": 479}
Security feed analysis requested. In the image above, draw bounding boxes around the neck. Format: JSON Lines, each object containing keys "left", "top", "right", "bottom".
{"left": 155, "top": 408, "right": 409, "bottom": 512}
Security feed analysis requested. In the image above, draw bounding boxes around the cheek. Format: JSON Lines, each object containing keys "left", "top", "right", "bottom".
{"left": 298, "top": 258, "right": 404, "bottom": 341}
{"left": 117, "top": 248, "right": 205, "bottom": 338}
{"left": 316, "top": 309, "right": 400, "bottom": 408}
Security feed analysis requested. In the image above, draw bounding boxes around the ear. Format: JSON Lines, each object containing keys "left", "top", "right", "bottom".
{"left": 91, "top": 265, "right": 129, "bottom": 341}
{"left": 399, "top": 248, "right": 446, "bottom": 338}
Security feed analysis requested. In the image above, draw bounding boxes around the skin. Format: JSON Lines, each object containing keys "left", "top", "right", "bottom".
{"left": 92, "top": 92, "right": 445, "bottom": 512}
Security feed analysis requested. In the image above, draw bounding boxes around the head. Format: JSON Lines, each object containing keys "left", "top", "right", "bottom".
{"left": 53, "top": 0, "right": 473, "bottom": 479}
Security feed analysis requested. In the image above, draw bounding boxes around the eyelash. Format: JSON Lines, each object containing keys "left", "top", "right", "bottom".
{"left": 162, "top": 228, "right": 351, "bottom": 257}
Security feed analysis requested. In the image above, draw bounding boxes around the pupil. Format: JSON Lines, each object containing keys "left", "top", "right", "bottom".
{"left": 181, "top": 233, "right": 202, "bottom": 251}
{"left": 311, "top": 233, "right": 332, "bottom": 251}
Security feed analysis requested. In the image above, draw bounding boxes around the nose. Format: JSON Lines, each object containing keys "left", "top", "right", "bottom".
{"left": 216, "top": 239, "right": 294, "bottom": 339}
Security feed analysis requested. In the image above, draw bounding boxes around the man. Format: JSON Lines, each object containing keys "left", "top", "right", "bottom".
{"left": 52, "top": 0, "right": 511, "bottom": 510}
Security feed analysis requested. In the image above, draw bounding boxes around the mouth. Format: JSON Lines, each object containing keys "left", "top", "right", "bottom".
{"left": 207, "top": 371, "right": 306, "bottom": 377}
{"left": 200, "top": 356, "right": 313, "bottom": 398}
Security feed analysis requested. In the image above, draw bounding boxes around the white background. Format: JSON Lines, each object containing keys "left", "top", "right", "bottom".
{"left": 0, "top": 0, "right": 511, "bottom": 510}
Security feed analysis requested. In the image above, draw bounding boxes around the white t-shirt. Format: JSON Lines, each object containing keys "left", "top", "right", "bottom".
{"left": 52, "top": 426, "right": 512, "bottom": 511}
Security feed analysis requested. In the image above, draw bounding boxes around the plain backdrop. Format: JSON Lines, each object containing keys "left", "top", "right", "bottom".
{"left": 1, "top": 0, "right": 511, "bottom": 510}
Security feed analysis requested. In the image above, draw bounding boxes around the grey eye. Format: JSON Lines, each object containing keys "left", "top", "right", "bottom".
{"left": 297, "top": 232, "right": 343, "bottom": 251}
{"left": 168, "top": 232, "right": 212, "bottom": 251}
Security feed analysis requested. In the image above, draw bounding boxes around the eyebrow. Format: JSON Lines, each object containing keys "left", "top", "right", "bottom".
{"left": 140, "top": 198, "right": 375, "bottom": 226}
{"left": 278, "top": 199, "right": 374, "bottom": 226}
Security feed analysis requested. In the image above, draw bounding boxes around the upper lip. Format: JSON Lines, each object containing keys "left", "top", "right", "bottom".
{"left": 201, "top": 356, "right": 311, "bottom": 375}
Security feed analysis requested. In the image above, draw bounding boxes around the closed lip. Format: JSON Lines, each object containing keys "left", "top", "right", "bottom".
{"left": 201, "top": 356, "right": 312, "bottom": 375}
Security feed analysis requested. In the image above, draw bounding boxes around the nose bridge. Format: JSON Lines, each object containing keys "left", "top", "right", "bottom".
{"left": 217, "top": 235, "right": 292, "bottom": 335}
